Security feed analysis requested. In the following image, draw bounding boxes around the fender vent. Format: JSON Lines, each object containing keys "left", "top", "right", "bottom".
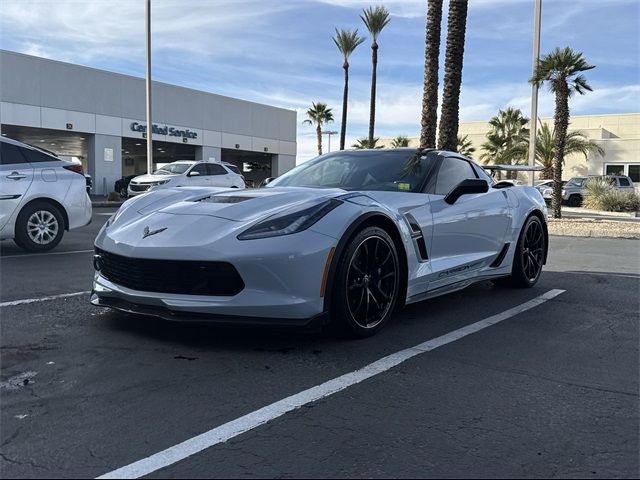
{"left": 490, "top": 243, "right": 511, "bottom": 268}
{"left": 405, "top": 214, "right": 428, "bottom": 261}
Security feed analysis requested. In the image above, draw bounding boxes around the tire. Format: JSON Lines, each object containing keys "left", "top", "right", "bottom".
{"left": 331, "top": 226, "right": 401, "bottom": 338}
{"left": 493, "top": 215, "right": 545, "bottom": 288}
{"left": 567, "top": 194, "right": 582, "bottom": 207}
{"left": 119, "top": 187, "right": 128, "bottom": 199}
{"left": 13, "top": 201, "right": 65, "bottom": 252}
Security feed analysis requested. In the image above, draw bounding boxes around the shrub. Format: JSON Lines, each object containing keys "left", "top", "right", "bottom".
{"left": 583, "top": 178, "right": 640, "bottom": 212}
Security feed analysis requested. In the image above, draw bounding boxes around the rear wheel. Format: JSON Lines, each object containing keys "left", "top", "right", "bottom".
{"left": 331, "top": 227, "right": 400, "bottom": 338}
{"left": 567, "top": 194, "right": 582, "bottom": 207}
{"left": 14, "top": 201, "right": 65, "bottom": 252}
{"left": 494, "top": 215, "right": 545, "bottom": 288}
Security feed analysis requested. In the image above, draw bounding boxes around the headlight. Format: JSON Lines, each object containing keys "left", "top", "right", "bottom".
{"left": 153, "top": 180, "right": 170, "bottom": 185}
{"left": 238, "top": 199, "right": 342, "bottom": 240}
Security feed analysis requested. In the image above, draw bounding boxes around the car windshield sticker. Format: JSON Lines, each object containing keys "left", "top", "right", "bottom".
{"left": 398, "top": 182, "right": 411, "bottom": 191}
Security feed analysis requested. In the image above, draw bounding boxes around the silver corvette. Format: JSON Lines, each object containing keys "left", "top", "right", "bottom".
{"left": 91, "top": 148, "right": 549, "bottom": 337}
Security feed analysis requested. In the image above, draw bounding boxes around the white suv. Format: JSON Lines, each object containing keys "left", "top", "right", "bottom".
{"left": 127, "top": 160, "right": 245, "bottom": 197}
{"left": 0, "top": 137, "right": 92, "bottom": 251}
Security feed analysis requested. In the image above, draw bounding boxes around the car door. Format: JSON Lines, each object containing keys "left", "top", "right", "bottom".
{"left": 0, "top": 142, "right": 34, "bottom": 232}
{"left": 186, "top": 163, "right": 210, "bottom": 187}
{"left": 207, "top": 163, "right": 232, "bottom": 187}
{"left": 425, "top": 155, "right": 512, "bottom": 287}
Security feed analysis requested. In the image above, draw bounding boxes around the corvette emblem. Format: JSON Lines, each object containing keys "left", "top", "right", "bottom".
{"left": 142, "top": 226, "right": 167, "bottom": 239}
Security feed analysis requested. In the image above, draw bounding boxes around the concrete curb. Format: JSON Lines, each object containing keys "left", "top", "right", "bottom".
{"left": 92, "top": 201, "right": 124, "bottom": 208}
{"left": 562, "top": 206, "right": 639, "bottom": 218}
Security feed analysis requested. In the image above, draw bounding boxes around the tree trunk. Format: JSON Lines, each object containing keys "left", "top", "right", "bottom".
{"left": 420, "top": 0, "right": 443, "bottom": 149}
{"left": 541, "top": 164, "right": 553, "bottom": 180}
{"left": 437, "top": 0, "right": 468, "bottom": 152}
{"left": 316, "top": 124, "right": 323, "bottom": 156}
{"left": 339, "top": 61, "right": 349, "bottom": 150}
{"left": 552, "top": 82, "right": 570, "bottom": 219}
{"left": 368, "top": 43, "right": 378, "bottom": 147}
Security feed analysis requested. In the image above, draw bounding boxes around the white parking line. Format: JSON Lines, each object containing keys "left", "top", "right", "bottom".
{"left": 0, "top": 249, "right": 94, "bottom": 259}
{"left": 0, "top": 291, "right": 90, "bottom": 308}
{"left": 97, "top": 288, "right": 566, "bottom": 479}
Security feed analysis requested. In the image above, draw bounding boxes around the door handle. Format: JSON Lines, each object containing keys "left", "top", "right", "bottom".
{"left": 6, "top": 171, "right": 27, "bottom": 180}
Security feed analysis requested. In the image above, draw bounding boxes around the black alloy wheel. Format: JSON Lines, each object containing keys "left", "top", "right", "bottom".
{"left": 494, "top": 215, "right": 546, "bottom": 288}
{"left": 333, "top": 226, "right": 400, "bottom": 337}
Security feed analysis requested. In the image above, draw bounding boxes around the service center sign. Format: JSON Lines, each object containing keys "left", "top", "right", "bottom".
{"left": 130, "top": 122, "right": 198, "bottom": 140}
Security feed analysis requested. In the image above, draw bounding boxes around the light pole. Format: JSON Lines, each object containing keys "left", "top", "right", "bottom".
{"left": 323, "top": 131, "right": 338, "bottom": 153}
{"left": 528, "top": 0, "right": 542, "bottom": 186}
{"left": 145, "top": 0, "right": 153, "bottom": 175}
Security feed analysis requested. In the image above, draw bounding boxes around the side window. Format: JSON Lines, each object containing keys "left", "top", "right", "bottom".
{"left": 434, "top": 157, "right": 477, "bottom": 195}
{"left": 619, "top": 177, "right": 630, "bottom": 187}
{"left": 224, "top": 164, "right": 241, "bottom": 175}
{"left": 190, "top": 164, "right": 209, "bottom": 176}
{"left": 207, "top": 164, "right": 227, "bottom": 176}
{"left": 1, "top": 143, "right": 30, "bottom": 165}
{"left": 21, "top": 148, "right": 58, "bottom": 163}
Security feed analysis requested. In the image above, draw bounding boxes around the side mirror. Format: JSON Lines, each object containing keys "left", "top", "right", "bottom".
{"left": 261, "top": 177, "right": 275, "bottom": 187}
{"left": 188, "top": 171, "right": 200, "bottom": 177}
{"left": 444, "top": 178, "right": 489, "bottom": 204}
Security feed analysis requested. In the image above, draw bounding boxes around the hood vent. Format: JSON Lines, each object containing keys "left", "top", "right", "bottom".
{"left": 196, "top": 195, "right": 256, "bottom": 204}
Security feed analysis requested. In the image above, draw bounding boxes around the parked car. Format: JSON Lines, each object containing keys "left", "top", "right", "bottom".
{"left": 127, "top": 160, "right": 245, "bottom": 197}
{"left": 114, "top": 175, "right": 137, "bottom": 198}
{"left": 534, "top": 179, "right": 566, "bottom": 194}
{"left": 92, "top": 148, "right": 549, "bottom": 338}
{"left": 542, "top": 175, "right": 635, "bottom": 206}
{"left": 0, "top": 136, "right": 92, "bottom": 251}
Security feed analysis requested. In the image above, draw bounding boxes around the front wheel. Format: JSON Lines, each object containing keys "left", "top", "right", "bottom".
{"left": 331, "top": 227, "right": 400, "bottom": 338}
{"left": 14, "top": 202, "right": 65, "bottom": 252}
{"left": 494, "top": 216, "right": 546, "bottom": 288}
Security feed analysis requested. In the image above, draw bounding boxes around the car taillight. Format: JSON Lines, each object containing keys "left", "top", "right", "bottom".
{"left": 63, "top": 164, "right": 84, "bottom": 175}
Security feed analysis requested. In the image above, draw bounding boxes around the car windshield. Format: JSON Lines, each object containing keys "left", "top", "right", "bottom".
{"left": 154, "top": 163, "right": 191, "bottom": 175}
{"left": 267, "top": 150, "right": 435, "bottom": 192}
{"left": 566, "top": 177, "right": 586, "bottom": 187}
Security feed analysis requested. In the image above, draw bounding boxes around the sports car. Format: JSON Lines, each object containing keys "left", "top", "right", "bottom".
{"left": 91, "top": 148, "right": 548, "bottom": 337}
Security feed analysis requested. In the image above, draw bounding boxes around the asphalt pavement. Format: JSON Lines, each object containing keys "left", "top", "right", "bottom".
{"left": 1, "top": 210, "right": 638, "bottom": 478}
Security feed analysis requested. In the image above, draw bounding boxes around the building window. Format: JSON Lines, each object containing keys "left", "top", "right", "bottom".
{"left": 604, "top": 163, "right": 640, "bottom": 183}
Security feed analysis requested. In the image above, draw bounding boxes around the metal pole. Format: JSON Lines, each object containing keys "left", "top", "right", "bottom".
{"left": 145, "top": 0, "right": 153, "bottom": 174}
{"left": 528, "top": 0, "right": 542, "bottom": 186}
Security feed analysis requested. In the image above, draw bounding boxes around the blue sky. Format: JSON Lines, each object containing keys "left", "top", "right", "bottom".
{"left": 1, "top": 0, "right": 639, "bottom": 161}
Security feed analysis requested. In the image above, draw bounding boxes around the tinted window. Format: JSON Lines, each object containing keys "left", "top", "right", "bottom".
{"left": 0, "top": 143, "right": 29, "bottom": 165}
{"left": 224, "top": 164, "right": 241, "bottom": 175}
{"left": 190, "top": 164, "right": 209, "bottom": 175}
{"left": 269, "top": 150, "right": 435, "bottom": 192}
{"left": 619, "top": 177, "right": 630, "bottom": 187}
{"left": 628, "top": 165, "right": 640, "bottom": 183}
{"left": 207, "top": 164, "right": 227, "bottom": 175}
{"left": 21, "top": 147, "right": 58, "bottom": 163}
{"left": 434, "top": 157, "right": 477, "bottom": 195}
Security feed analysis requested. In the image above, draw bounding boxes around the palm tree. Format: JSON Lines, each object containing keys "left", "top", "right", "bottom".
{"left": 437, "top": 0, "right": 469, "bottom": 152}
{"left": 536, "top": 122, "right": 604, "bottom": 180}
{"left": 303, "top": 102, "right": 334, "bottom": 156}
{"left": 391, "top": 135, "right": 410, "bottom": 147}
{"left": 457, "top": 134, "right": 475, "bottom": 158}
{"left": 530, "top": 47, "right": 595, "bottom": 218}
{"left": 352, "top": 137, "right": 382, "bottom": 149}
{"left": 361, "top": 5, "right": 391, "bottom": 147}
{"left": 333, "top": 28, "right": 366, "bottom": 151}
{"left": 480, "top": 107, "right": 529, "bottom": 179}
{"left": 420, "top": 0, "right": 443, "bottom": 148}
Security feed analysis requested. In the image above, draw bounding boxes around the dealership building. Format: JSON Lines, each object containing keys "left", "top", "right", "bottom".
{"left": 0, "top": 50, "right": 297, "bottom": 194}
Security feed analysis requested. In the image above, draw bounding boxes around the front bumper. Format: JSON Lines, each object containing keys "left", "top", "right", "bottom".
{"left": 91, "top": 228, "right": 337, "bottom": 324}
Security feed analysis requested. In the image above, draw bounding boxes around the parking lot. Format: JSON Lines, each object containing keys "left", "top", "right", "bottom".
{"left": 1, "top": 208, "right": 638, "bottom": 478}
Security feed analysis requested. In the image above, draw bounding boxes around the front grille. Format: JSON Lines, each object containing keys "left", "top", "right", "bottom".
{"left": 129, "top": 183, "right": 151, "bottom": 192}
{"left": 95, "top": 248, "right": 244, "bottom": 296}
